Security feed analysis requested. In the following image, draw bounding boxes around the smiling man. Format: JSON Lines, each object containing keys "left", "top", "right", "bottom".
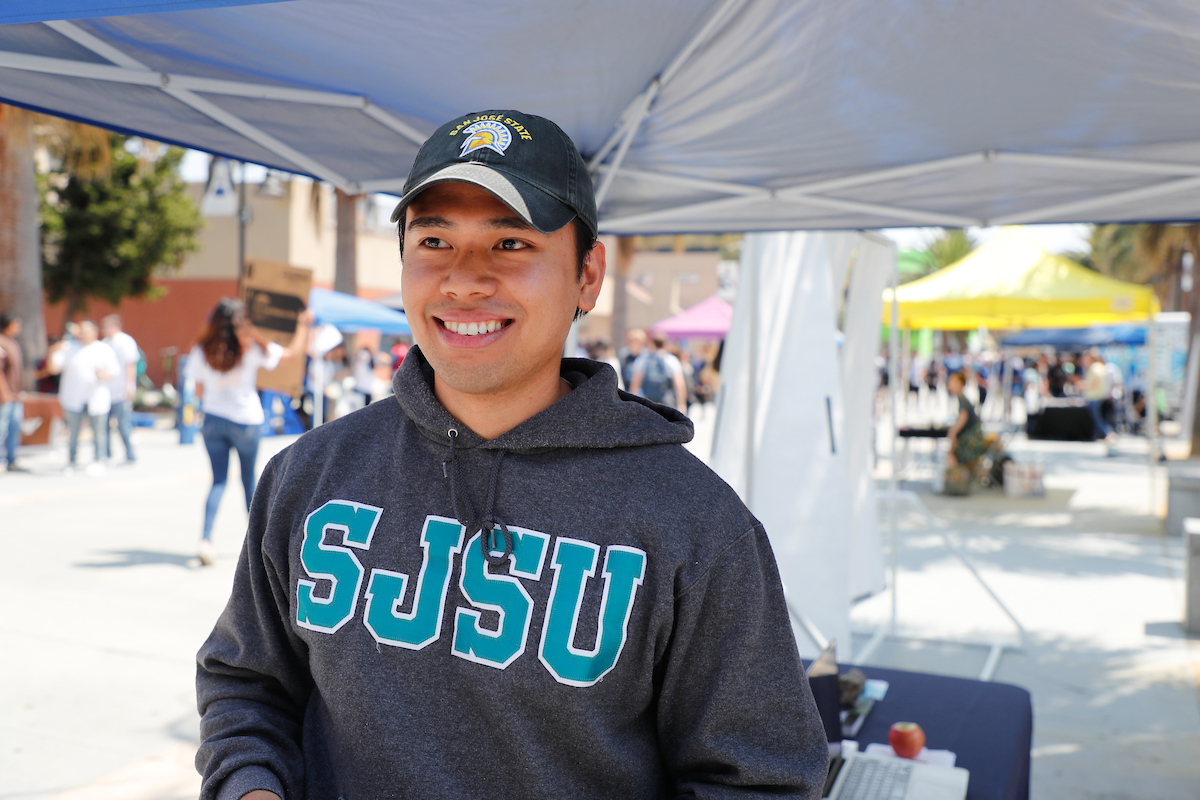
{"left": 196, "top": 110, "right": 827, "bottom": 800}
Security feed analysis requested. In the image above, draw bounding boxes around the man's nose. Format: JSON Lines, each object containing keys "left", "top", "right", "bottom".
{"left": 440, "top": 249, "right": 496, "bottom": 299}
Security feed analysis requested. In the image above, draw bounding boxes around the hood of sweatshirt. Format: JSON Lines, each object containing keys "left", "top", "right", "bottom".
{"left": 391, "top": 345, "right": 694, "bottom": 454}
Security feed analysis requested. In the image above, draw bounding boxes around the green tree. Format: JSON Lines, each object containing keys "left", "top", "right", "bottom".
{"left": 1070, "top": 223, "right": 1200, "bottom": 312}
{"left": 41, "top": 134, "right": 202, "bottom": 320}
{"left": 1073, "top": 222, "right": 1200, "bottom": 455}
{"left": 920, "top": 228, "right": 978, "bottom": 271}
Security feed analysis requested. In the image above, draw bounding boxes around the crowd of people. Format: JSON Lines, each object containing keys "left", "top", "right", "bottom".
{"left": 890, "top": 346, "right": 1139, "bottom": 446}
{"left": 0, "top": 311, "right": 142, "bottom": 477}
{"left": 581, "top": 328, "right": 720, "bottom": 416}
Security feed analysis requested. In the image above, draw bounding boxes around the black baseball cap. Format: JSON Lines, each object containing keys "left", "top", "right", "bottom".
{"left": 390, "top": 110, "right": 597, "bottom": 238}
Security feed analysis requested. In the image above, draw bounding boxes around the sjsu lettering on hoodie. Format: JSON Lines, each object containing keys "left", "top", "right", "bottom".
{"left": 296, "top": 503, "right": 646, "bottom": 687}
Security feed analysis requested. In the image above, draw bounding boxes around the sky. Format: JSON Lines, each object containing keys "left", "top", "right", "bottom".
{"left": 181, "top": 150, "right": 1092, "bottom": 257}
{"left": 879, "top": 225, "right": 1090, "bottom": 257}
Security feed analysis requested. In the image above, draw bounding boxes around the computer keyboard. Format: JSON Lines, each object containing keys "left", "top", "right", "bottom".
{"left": 838, "top": 756, "right": 914, "bottom": 800}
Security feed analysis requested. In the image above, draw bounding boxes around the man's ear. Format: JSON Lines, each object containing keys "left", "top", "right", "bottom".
{"left": 576, "top": 240, "right": 607, "bottom": 314}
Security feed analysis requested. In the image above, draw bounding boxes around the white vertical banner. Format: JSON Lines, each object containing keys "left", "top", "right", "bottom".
{"left": 839, "top": 234, "right": 895, "bottom": 603}
{"left": 711, "top": 230, "right": 857, "bottom": 659}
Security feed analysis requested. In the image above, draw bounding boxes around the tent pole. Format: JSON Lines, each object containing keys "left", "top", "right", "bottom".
{"left": 592, "top": 82, "right": 658, "bottom": 209}
{"left": 888, "top": 261, "right": 900, "bottom": 630}
{"left": 1000, "top": 347, "right": 1013, "bottom": 426}
{"left": 1148, "top": 311, "right": 1159, "bottom": 515}
{"left": 743, "top": 248, "right": 758, "bottom": 512}
{"left": 313, "top": 358, "right": 325, "bottom": 429}
{"left": 587, "top": 0, "right": 743, "bottom": 171}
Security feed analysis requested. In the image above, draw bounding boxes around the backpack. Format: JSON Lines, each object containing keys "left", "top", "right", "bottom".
{"left": 641, "top": 352, "right": 674, "bottom": 404}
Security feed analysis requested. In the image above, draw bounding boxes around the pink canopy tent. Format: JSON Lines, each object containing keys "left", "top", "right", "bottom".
{"left": 649, "top": 294, "right": 733, "bottom": 339}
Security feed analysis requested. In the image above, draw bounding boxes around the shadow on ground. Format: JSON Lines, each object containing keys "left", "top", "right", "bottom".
{"left": 74, "top": 549, "right": 197, "bottom": 569}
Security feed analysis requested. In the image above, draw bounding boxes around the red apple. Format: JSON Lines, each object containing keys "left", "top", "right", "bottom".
{"left": 888, "top": 721, "right": 926, "bottom": 759}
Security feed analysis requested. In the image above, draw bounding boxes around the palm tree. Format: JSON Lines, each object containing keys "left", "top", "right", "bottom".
{"left": 1076, "top": 222, "right": 1200, "bottom": 454}
{"left": 921, "top": 228, "right": 978, "bottom": 271}
{"left": 0, "top": 105, "right": 110, "bottom": 379}
{"left": 0, "top": 106, "right": 43, "bottom": 381}
{"left": 1073, "top": 223, "right": 1200, "bottom": 312}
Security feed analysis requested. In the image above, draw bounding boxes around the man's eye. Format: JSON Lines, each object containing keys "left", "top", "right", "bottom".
{"left": 498, "top": 239, "right": 528, "bottom": 251}
{"left": 420, "top": 237, "right": 447, "bottom": 249}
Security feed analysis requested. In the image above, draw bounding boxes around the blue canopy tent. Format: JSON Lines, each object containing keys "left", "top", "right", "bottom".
{"left": 0, "top": 1, "right": 285, "bottom": 24}
{"left": 1001, "top": 324, "right": 1147, "bottom": 348}
{"left": 8, "top": 2, "right": 1200, "bottom": 232}
{"left": 308, "top": 287, "right": 409, "bottom": 335}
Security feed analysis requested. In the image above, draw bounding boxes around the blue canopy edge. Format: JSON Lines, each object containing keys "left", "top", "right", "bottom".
{"left": 309, "top": 288, "right": 410, "bottom": 336}
{"left": 1000, "top": 325, "right": 1147, "bottom": 348}
{"left": 0, "top": 0, "right": 289, "bottom": 25}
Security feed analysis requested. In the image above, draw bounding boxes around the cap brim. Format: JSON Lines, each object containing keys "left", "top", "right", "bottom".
{"left": 389, "top": 162, "right": 577, "bottom": 234}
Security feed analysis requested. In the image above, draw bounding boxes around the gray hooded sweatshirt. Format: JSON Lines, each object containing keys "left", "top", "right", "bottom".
{"left": 196, "top": 348, "right": 828, "bottom": 799}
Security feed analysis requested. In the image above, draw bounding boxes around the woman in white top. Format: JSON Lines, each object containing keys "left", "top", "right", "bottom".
{"left": 186, "top": 298, "right": 310, "bottom": 564}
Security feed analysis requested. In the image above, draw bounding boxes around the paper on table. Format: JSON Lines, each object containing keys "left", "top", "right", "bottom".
{"left": 864, "top": 743, "right": 957, "bottom": 768}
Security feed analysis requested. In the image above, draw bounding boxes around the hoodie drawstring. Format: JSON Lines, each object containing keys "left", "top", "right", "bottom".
{"left": 444, "top": 428, "right": 513, "bottom": 566}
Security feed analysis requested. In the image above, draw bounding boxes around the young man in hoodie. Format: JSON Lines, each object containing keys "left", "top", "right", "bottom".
{"left": 196, "top": 110, "right": 828, "bottom": 800}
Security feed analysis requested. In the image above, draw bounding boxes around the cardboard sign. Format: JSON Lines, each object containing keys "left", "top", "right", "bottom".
{"left": 240, "top": 258, "right": 312, "bottom": 396}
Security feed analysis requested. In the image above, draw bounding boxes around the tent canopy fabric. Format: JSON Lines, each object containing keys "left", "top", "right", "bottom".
{"left": 882, "top": 228, "right": 1160, "bottom": 331}
{"left": 649, "top": 293, "right": 732, "bottom": 339}
{"left": 0, "top": 1, "right": 284, "bottom": 25}
{"left": 8, "top": 2, "right": 1200, "bottom": 233}
{"left": 308, "top": 287, "right": 409, "bottom": 335}
{"left": 1001, "top": 324, "right": 1147, "bottom": 348}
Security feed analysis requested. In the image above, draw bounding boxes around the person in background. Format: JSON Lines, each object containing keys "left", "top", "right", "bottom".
{"left": 620, "top": 327, "right": 648, "bottom": 390}
{"left": 1023, "top": 356, "right": 1044, "bottom": 416}
{"left": 1083, "top": 349, "right": 1118, "bottom": 450}
{"left": 352, "top": 346, "right": 376, "bottom": 406}
{"left": 1103, "top": 356, "right": 1125, "bottom": 431}
{"left": 1046, "top": 354, "right": 1068, "bottom": 397}
{"left": 186, "top": 298, "right": 311, "bottom": 565}
{"left": 0, "top": 313, "right": 26, "bottom": 473}
{"left": 973, "top": 356, "right": 990, "bottom": 412}
{"left": 390, "top": 339, "right": 410, "bottom": 367}
{"left": 585, "top": 338, "right": 623, "bottom": 390}
{"left": 667, "top": 340, "right": 699, "bottom": 410}
{"left": 630, "top": 333, "right": 687, "bottom": 413}
{"left": 371, "top": 351, "right": 396, "bottom": 400}
{"left": 34, "top": 336, "right": 62, "bottom": 394}
{"left": 49, "top": 320, "right": 119, "bottom": 475}
{"left": 100, "top": 314, "right": 140, "bottom": 465}
{"left": 946, "top": 369, "right": 987, "bottom": 468}
{"left": 310, "top": 343, "right": 350, "bottom": 422}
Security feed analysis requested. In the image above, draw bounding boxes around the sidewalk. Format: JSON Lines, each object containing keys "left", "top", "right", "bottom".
{"left": 856, "top": 434, "right": 1200, "bottom": 799}
{"left": 1, "top": 428, "right": 295, "bottom": 800}
{"left": 3, "top": 422, "right": 1199, "bottom": 798}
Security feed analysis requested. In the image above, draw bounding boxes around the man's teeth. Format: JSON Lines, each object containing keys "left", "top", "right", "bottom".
{"left": 443, "top": 320, "right": 504, "bottom": 336}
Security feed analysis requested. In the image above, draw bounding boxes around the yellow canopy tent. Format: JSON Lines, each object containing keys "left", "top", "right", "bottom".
{"left": 882, "top": 227, "right": 1160, "bottom": 330}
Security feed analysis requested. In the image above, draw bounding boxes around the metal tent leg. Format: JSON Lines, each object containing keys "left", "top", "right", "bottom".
{"left": 859, "top": 488, "right": 1027, "bottom": 681}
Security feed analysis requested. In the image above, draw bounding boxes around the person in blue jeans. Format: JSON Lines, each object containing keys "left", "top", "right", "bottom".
{"left": 185, "top": 298, "right": 311, "bottom": 565}
{"left": 0, "top": 313, "right": 25, "bottom": 473}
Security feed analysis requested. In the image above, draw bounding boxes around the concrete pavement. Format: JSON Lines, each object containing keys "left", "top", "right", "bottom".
{"left": 2, "top": 427, "right": 293, "bottom": 800}
{"left": 856, "top": 434, "right": 1200, "bottom": 799}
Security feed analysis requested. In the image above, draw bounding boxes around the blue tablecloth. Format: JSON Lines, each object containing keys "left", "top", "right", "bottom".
{"left": 846, "top": 664, "right": 1032, "bottom": 800}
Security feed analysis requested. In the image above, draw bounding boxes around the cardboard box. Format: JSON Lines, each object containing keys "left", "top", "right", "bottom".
{"left": 240, "top": 259, "right": 312, "bottom": 396}
{"left": 19, "top": 393, "right": 63, "bottom": 446}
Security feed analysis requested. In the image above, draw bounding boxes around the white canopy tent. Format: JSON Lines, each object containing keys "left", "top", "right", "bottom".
{"left": 5, "top": 1, "right": 1200, "bottom": 233}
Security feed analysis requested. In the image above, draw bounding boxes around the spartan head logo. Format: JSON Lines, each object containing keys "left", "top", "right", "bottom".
{"left": 459, "top": 120, "right": 513, "bottom": 157}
